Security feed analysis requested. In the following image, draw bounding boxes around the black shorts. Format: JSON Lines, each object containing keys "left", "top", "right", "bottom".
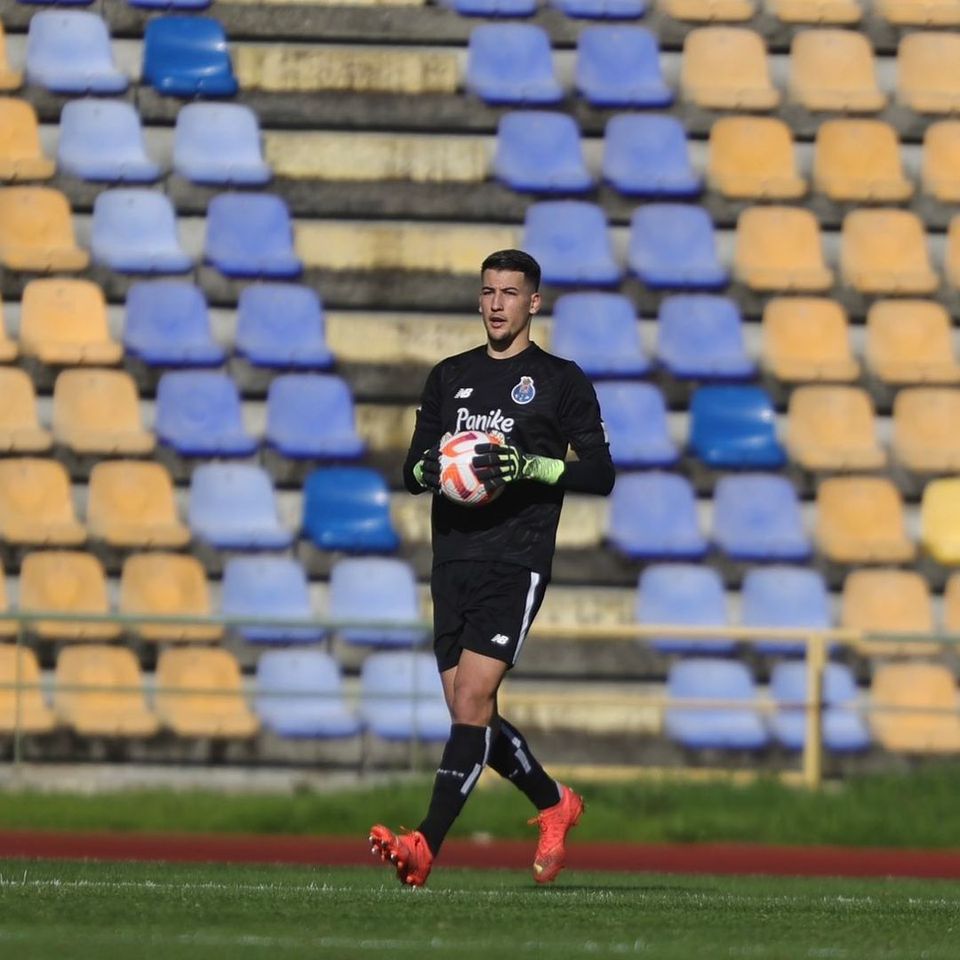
{"left": 431, "top": 560, "right": 549, "bottom": 673}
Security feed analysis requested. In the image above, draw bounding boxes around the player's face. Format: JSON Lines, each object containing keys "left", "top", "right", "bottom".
{"left": 479, "top": 269, "right": 540, "bottom": 354}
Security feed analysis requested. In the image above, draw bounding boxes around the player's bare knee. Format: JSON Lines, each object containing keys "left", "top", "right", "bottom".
{"left": 450, "top": 684, "right": 496, "bottom": 726}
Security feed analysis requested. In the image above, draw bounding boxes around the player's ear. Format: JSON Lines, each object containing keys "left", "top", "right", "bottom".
{"left": 529, "top": 291, "right": 542, "bottom": 315}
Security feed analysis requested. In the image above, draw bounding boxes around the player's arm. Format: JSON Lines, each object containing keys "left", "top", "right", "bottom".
{"left": 402, "top": 366, "right": 443, "bottom": 495}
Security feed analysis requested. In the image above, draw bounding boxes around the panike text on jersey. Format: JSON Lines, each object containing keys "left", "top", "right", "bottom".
{"left": 403, "top": 343, "right": 614, "bottom": 575}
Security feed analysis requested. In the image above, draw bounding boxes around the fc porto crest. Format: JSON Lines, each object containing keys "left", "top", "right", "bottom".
{"left": 511, "top": 376, "right": 536, "bottom": 405}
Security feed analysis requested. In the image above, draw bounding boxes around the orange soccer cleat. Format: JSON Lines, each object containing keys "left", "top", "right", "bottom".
{"left": 528, "top": 783, "right": 584, "bottom": 884}
{"left": 368, "top": 824, "right": 434, "bottom": 888}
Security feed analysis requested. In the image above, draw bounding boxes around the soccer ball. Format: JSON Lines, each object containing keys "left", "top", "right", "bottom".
{"left": 439, "top": 430, "right": 504, "bottom": 508}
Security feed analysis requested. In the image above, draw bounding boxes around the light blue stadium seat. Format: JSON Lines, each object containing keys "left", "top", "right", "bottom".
{"left": 142, "top": 16, "right": 238, "bottom": 98}
{"left": 522, "top": 201, "right": 621, "bottom": 286}
{"left": 156, "top": 371, "right": 257, "bottom": 457}
{"left": 130, "top": 0, "right": 211, "bottom": 10}
{"left": 665, "top": 658, "right": 769, "bottom": 750}
{"left": 442, "top": 0, "right": 537, "bottom": 16}
{"left": 255, "top": 650, "right": 361, "bottom": 739}
{"left": 173, "top": 103, "right": 270, "bottom": 186}
{"left": 26, "top": 11, "right": 127, "bottom": 94}
{"left": 628, "top": 204, "right": 728, "bottom": 290}
{"left": 204, "top": 193, "right": 302, "bottom": 279}
{"left": 91, "top": 189, "right": 192, "bottom": 274}
{"left": 493, "top": 112, "right": 592, "bottom": 194}
{"left": 551, "top": 292, "right": 651, "bottom": 378}
{"left": 329, "top": 557, "right": 428, "bottom": 648}
{"left": 550, "top": 0, "right": 646, "bottom": 17}
{"left": 712, "top": 474, "right": 811, "bottom": 562}
{"left": 603, "top": 115, "right": 701, "bottom": 198}
{"left": 741, "top": 566, "right": 832, "bottom": 657}
{"left": 607, "top": 471, "right": 707, "bottom": 560}
{"left": 465, "top": 24, "right": 563, "bottom": 105}
{"left": 222, "top": 557, "right": 325, "bottom": 645}
{"left": 575, "top": 26, "right": 671, "bottom": 108}
{"left": 235, "top": 284, "right": 334, "bottom": 370}
{"left": 689, "top": 385, "right": 786, "bottom": 469}
{"left": 57, "top": 100, "right": 161, "bottom": 183}
{"left": 188, "top": 463, "right": 293, "bottom": 550}
{"left": 594, "top": 381, "right": 678, "bottom": 468}
{"left": 655, "top": 295, "right": 756, "bottom": 380}
{"left": 302, "top": 467, "right": 400, "bottom": 553}
{"left": 359, "top": 651, "right": 450, "bottom": 742}
{"left": 265, "top": 374, "right": 365, "bottom": 461}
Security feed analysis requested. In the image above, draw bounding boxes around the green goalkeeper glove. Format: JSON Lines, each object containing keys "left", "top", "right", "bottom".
{"left": 472, "top": 442, "right": 565, "bottom": 492}
{"left": 412, "top": 445, "right": 441, "bottom": 492}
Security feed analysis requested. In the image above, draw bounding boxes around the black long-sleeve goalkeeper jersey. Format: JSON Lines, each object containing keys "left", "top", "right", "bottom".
{"left": 402, "top": 342, "right": 615, "bottom": 576}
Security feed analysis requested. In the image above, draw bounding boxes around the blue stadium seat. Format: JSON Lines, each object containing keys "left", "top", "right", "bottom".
{"left": 359, "top": 651, "right": 450, "bottom": 742}
{"left": 550, "top": 0, "right": 646, "bottom": 17}
{"left": 594, "top": 381, "right": 678, "bottom": 468}
{"left": 522, "top": 201, "right": 621, "bottom": 286}
{"left": 173, "top": 103, "right": 270, "bottom": 186}
{"left": 689, "top": 385, "right": 786, "bottom": 469}
{"left": 130, "top": 0, "right": 211, "bottom": 10}
{"left": 655, "top": 295, "right": 756, "bottom": 380}
{"left": 188, "top": 463, "right": 293, "bottom": 550}
{"left": 664, "top": 658, "right": 769, "bottom": 751}
{"left": 603, "top": 115, "right": 701, "bottom": 198}
{"left": 57, "top": 100, "right": 161, "bottom": 183}
{"left": 91, "top": 189, "right": 192, "bottom": 274}
{"left": 636, "top": 564, "right": 736, "bottom": 655}
{"left": 329, "top": 557, "right": 428, "bottom": 648}
{"left": 493, "top": 112, "right": 592, "bottom": 194}
{"left": 550, "top": 292, "right": 651, "bottom": 378}
{"left": 741, "top": 566, "right": 832, "bottom": 656}
{"left": 442, "top": 0, "right": 537, "bottom": 16}
{"left": 204, "top": 193, "right": 302, "bottom": 279}
{"left": 607, "top": 472, "right": 707, "bottom": 560}
{"left": 712, "top": 474, "right": 811, "bottom": 562}
{"left": 265, "top": 374, "right": 365, "bottom": 460}
{"left": 155, "top": 371, "right": 257, "bottom": 457}
{"left": 26, "top": 11, "right": 127, "bottom": 94}
{"left": 142, "top": 16, "right": 238, "bottom": 98}
{"left": 123, "top": 281, "right": 226, "bottom": 368}
{"left": 222, "top": 557, "right": 324, "bottom": 645}
{"left": 465, "top": 24, "right": 563, "bottom": 105}
{"left": 575, "top": 26, "right": 671, "bottom": 108}
{"left": 302, "top": 467, "right": 400, "bottom": 553}
{"left": 235, "top": 284, "right": 333, "bottom": 370}
{"left": 628, "top": 204, "right": 728, "bottom": 290}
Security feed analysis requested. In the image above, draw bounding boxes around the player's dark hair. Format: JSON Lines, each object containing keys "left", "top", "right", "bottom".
{"left": 481, "top": 249, "right": 541, "bottom": 291}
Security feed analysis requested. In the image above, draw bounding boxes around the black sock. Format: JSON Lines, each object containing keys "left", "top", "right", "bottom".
{"left": 417, "top": 723, "right": 490, "bottom": 856}
{"left": 487, "top": 717, "right": 562, "bottom": 811}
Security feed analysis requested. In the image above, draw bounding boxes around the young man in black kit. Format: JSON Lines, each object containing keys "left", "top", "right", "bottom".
{"left": 369, "top": 249, "right": 615, "bottom": 887}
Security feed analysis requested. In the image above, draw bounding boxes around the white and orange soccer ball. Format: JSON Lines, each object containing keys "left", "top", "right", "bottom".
{"left": 438, "top": 430, "right": 504, "bottom": 508}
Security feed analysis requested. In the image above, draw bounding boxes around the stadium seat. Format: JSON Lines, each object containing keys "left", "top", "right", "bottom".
{"left": 921, "top": 478, "right": 960, "bottom": 565}
{"left": 0, "top": 24, "right": 23, "bottom": 92}
{"left": 741, "top": 566, "right": 832, "bottom": 656}
{"left": 0, "top": 645, "right": 55, "bottom": 734}
{"left": 661, "top": 0, "right": 755, "bottom": 20}
{"left": 892, "top": 388, "right": 960, "bottom": 473}
{"left": 255, "top": 650, "right": 361, "bottom": 740}
{"left": 813, "top": 120, "right": 912, "bottom": 202}
{"left": 130, "top": 0, "right": 212, "bottom": 8}
{"left": 944, "top": 216, "right": 960, "bottom": 291}
{"left": 816, "top": 477, "right": 915, "bottom": 564}
{"left": 664, "top": 658, "right": 769, "bottom": 750}
{"left": 521, "top": 201, "right": 621, "bottom": 286}
{"left": 142, "top": 16, "right": 238, "bottom": 98}
{"left": 0, "top": 186, "right": 89, "bottom": 272}
{"left": 876, "top": 0, "right": 960, "bottom": 24}
{"left": 602, "top": 114, "right": 701, "bottom": 198}
{"left": 897, "top": 32, "right": 960, "bottom": 113}
{"left": 655, "top": 295, "right": 755, "bottom": 379}
{"left": 788, "top": 29, "right": 885, "bottom": 112}
{"left": 188, "top": 463, "right": 293, "bottom": 550}
{"left": 922, "top": 122, "right": 960, "bottom": 202}
{"left": 733, "top": 206, "right": 833, "bottom": 292}
{"left": 19, "top": 278, "right": 122, "bottom": 365}
{"left": 575, "top": 26, "right": 672, "bottom": 108}
{"left": 681, "top": 27, "right": 779, "bottom": 110}
{"left": 943, "top": 571, "right": 960, "bottom": 632}
{"left": 778, "top": 0, "right": 861, "bottom": 20}
{"left": 493, "top": 112, "right": 592, "bottom": 194}
{"left": 870, "top": 663, "right": 960, "bottom": 753}
{"left": 155, "top": 371, "right": 257, "bottom": 458}
{"left": 443, "top": 0, "right": 537, "bottom": 16}
{"left": 606, "top": 471, "right": 708, "bottom": 559}
{"left": 265, "top": 374, "right": 365, "bottom": 461}
{"left": 594, "top": 381, "right": 679, "bottom": 468}
{"left": 235, "top": 284, "right": 333, "bottom": 370}
{"left": 0, "top": 98, "right": 53, "bottom": 181}
{"left": 0, "top": 367, "right": 51, "bottom": 453}
{"left": 52, "top": 368, "right": 155, "bottom": 456}
{"left": 865, "top": 300, "right": 960, "bottom": 385}
{"left": 841, "top": 210, "right": 937, "bottom": 295}
{"left": 359, "top": 651, "right": 450, "bottom": 742}
{"left": 465, "top": 24, "right": 563, "bottom": 105}
{"left": 0, "top": 458, "right": 85, "bottom": 547}
{"left": 26, "top": 11, "right": 127, "bottom": 94}
{"left": 551, "top": 293, "right": 650, "bottom": 378}
{"left": 628, "top": 205, "right": 728, "bottom": 290}
{"left": 173, "top": 102, "right": 270, "bottom": 186}
{"left": 713, "top": 473, "right": 811, "bottom": 562}
{"left": 636, "top": 563, "right": 736, "bottom": 654}
{"left": 550, "top": 0, "right": 646, "bottom": 17}
{"left": 689, "top": 385, "right": 786, "bottom": 469}
{"left": 87, "top": 461, "right": 190, "bottom": 549}
{"left": 706, "top": 116, "right": 805, "bottom": 200}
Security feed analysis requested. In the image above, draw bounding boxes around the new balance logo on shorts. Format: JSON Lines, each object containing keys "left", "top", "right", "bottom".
{"left": 454, "top": 387, "right": 473, "bottom": 398}
{"left": 490, "top": 634, "right": 510, "bottom": 646}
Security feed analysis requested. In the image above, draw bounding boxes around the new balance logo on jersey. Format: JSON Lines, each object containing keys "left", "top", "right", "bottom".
{"left": 454, "top": 388, "right": 474, "bottom": 399}
{"left": 490, "top": 633, "right": 510, "bottom": 646}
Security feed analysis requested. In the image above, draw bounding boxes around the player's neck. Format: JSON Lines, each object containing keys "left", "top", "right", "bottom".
{"left": 486, "top": 331, "right": 532, "bottom": 360}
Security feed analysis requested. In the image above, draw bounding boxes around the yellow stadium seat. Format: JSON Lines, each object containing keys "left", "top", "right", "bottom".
{"left": 733, "top": 206, "right": 833, "bottom": 291}
{"left": 815, "top": 476, "right": 915, "bottom": 564}
{"left": 920, "top": 477, "right": 960, "bottom": 565}
{"left": 52, "top": 369, "right": 155, "bottom": 456}
{"left": 659, "top": 0, "right": 756, "bottom": 22}
{"left": 155, "top": 648, "right": 259, "bottom": 738}
{"left": 942, "top": 571, "right": 960, "bottom": 633}
{"left": 0, "top": 186, "right": 88, "bottom": 272}
{"left": 767, "top": 0, "right": 862, "bottom": 22}
{"left": 54, "top": 645, "right": 159, "bottom": 738}
{"left": 921, "top": 122, "right": 960, "bottom": 202}
{"left": 897, "top": 32, "right": 960, "bottom": 113}
{"left": 813, "top": 120, "right": 912, "bottom": 202}
{"left": 865, "top": 300, "right": 960, "bottom": 385}
{"left": 789, "top": 29, "right": 885, "bottom": 112}
{"left": 0, "top": 99, "right": 54, "bottom": 182}
{"left": 119, "top": 553, "right": 222, "bottom": 644}
{"left": 0, "top": 458, "right": 85, "bottom": 547}
{"left": 877, "top": 0, "right": 960, "bottom": 22}
{"left": 870, "top": 663, "right": 960, "bottom": 753}
{"left": 840, "top": 210, "right": 937, "bottom": 295}
{"left": 892, "top": 388, "right": 960, "bottom": 473}
{"left": 681, "top": 28, "right": 780, "bottom": 110}
{"left": 0, "top": 24, "right": 22, "bottom": 92}
{"left": 707, "top": 117, "right": 806, "bottom": 199}
{"left": 942, "top": 214, "right": 960, "bottom": 291}
{"left": 0, "top": 645, "right": 56, "bottom": 734}
{"left": 0, "top": 367, "right": 51, "bottom": 453}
